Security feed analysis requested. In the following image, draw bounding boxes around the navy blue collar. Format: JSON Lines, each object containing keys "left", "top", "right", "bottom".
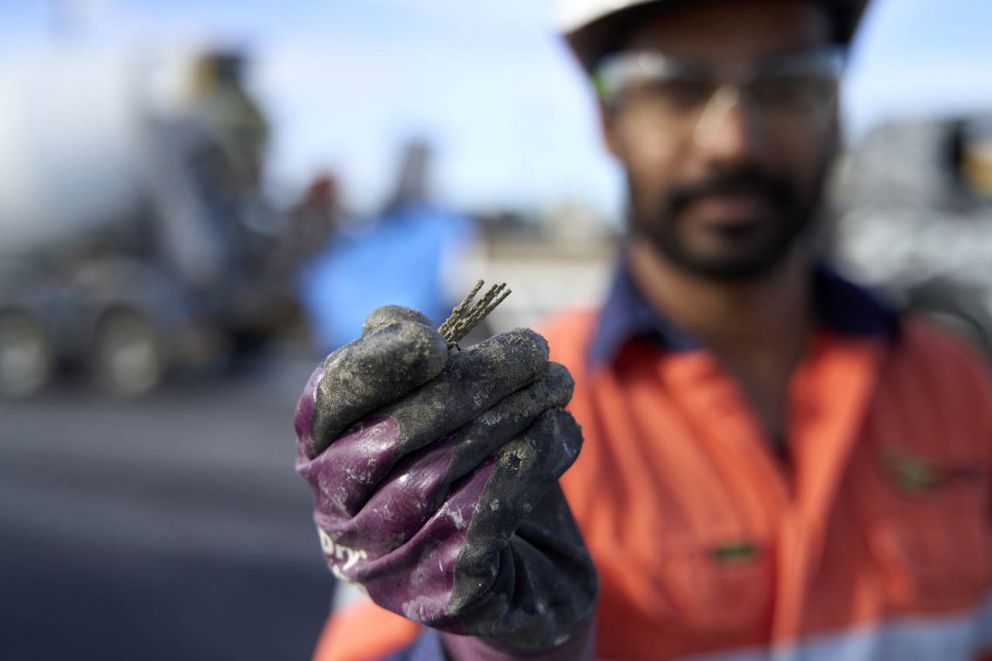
{"left": 588, "top": 259, "right": 900, "bottom": 368}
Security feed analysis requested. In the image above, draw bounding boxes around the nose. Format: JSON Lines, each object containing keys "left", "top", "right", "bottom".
{"left": 692, "top": 85, "right": 764, "bottom": 164}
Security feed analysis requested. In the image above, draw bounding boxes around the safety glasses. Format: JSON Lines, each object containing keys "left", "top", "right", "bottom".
{"left": 595, "top": 48, "right": 845, "bottom": 135}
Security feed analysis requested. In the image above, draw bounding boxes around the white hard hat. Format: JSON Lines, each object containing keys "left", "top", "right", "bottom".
{"left": 557, "top": 0, "right": 867, "bottom": 72}
{"left": 556, "top": 0, "right": 657, "bottom": 72}
{"left": 556, "top": 0, "right": 657, "bottom": 35}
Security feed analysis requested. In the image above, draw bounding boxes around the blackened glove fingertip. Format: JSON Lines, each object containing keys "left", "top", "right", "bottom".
{"left": 362, "top": 304, "right": 435, "bottom": 336}
{"left": 309, "top": 319, "right": 448, "bottom": 456}
{"left": 545, "top": 362, "right": 575, "bottom": 403}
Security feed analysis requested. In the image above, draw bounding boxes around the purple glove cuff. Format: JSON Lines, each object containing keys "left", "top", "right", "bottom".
{"left": 440, "top": 620, "right": 595, "bottom": 661}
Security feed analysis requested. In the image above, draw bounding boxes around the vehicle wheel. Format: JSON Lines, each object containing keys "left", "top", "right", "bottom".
{"left": 93, "top": 308, "right": 163, "bottom": 396}
{"left": 0, "top": 309, "right": 53, "bottom": 398}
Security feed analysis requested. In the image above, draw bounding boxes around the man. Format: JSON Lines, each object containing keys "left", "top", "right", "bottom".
{"left": 295, "top": 1, "right": 992, "bottom": 659}
{"left": 297, "top": 140, "right": 475, "bottom": 353}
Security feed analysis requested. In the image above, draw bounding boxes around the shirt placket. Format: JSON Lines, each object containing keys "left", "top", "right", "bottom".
{"left": 662, "top": 333, "right": 884, "bottom": 650}
{"left": 774, "top": 332, "right": 884, "bottom": 645}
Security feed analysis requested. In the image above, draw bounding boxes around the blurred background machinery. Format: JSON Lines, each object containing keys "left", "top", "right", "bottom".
{"left": 0, "top": 48, "right": 296, "bottom": 397}
{"left": 835, "top": 114, "right": 992, "bottom": 356}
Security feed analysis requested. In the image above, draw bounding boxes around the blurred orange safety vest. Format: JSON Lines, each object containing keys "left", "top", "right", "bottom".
{"left": 312, "top": 266, "right": 992, "bottom": 661}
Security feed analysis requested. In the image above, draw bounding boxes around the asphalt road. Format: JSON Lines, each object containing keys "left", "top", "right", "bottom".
{"left": 0, "top": 357, "right": 336, "bottom": 661}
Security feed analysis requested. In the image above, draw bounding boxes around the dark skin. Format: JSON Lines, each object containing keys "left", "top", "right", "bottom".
{"left": 600, "top": 0, "right": 840, "bottom": 443}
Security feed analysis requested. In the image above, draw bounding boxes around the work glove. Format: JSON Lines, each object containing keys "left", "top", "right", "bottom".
{"left": 294, "top": 305, "right": 598, "bottom": 654}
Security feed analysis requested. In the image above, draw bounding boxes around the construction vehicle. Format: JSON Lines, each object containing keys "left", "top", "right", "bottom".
{"left": 834, "top": 114, "right": 992, "bottom": 357}
{"left": 0, "top": 47, "right": 293, "bottom": 396}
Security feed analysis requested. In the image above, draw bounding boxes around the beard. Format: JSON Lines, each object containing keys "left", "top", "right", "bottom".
{"left": 627, "top": 164, "right": 827, "bottom": 281}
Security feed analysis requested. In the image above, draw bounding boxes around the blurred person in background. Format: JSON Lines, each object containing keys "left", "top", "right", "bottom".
{"left": 296, "top": 139, "right": 475, "bottom": 354}
{"left": 272, "top": 172, "right": 343, "bottom": 288}
{"left": 295, "top": 1, "right": 992, "bottom": 659}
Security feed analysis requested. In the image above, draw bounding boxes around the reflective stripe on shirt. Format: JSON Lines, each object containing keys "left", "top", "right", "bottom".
{"left": 684, "top": 593, "right": 992, "bottom": 661}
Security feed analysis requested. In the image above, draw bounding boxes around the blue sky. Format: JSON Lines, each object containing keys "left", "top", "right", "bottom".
{"left": 4, "top": 0, "right": 992, "bottom": 217}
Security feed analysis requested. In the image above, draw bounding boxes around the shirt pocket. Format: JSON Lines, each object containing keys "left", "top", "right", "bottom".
{"left": 866, "top": 498, "right": 991, "bottom": 610}
{"left": 656, "top": 534, "right": 774, "bottom": 636}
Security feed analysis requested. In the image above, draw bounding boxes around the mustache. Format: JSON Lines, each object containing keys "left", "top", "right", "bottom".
{"left": 663, "top": 168, "right": 797, "bottom": 216}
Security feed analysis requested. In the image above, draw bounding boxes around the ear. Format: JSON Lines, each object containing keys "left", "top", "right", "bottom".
{"left": 596, "top": 98, "right": 622, "bottom": 158}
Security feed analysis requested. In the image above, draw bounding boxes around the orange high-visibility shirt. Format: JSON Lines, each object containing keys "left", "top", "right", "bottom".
{"left": 312, "top": 266, "right": 992, "bottom": 660}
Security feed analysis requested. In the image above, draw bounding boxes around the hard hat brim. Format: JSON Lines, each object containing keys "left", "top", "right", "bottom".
{"left": 561, "top": 0, "right": 868, "bottom": 72}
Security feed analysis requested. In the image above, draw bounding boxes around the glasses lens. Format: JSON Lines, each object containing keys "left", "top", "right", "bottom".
{"left": 624, "top": 77, "right": 715, "bottom": 114}
{"left": 598, "top": 50, "right": 842, "bottom": 128}
{"left": 747, "top": 74, "right": 837, "bottom": 116}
